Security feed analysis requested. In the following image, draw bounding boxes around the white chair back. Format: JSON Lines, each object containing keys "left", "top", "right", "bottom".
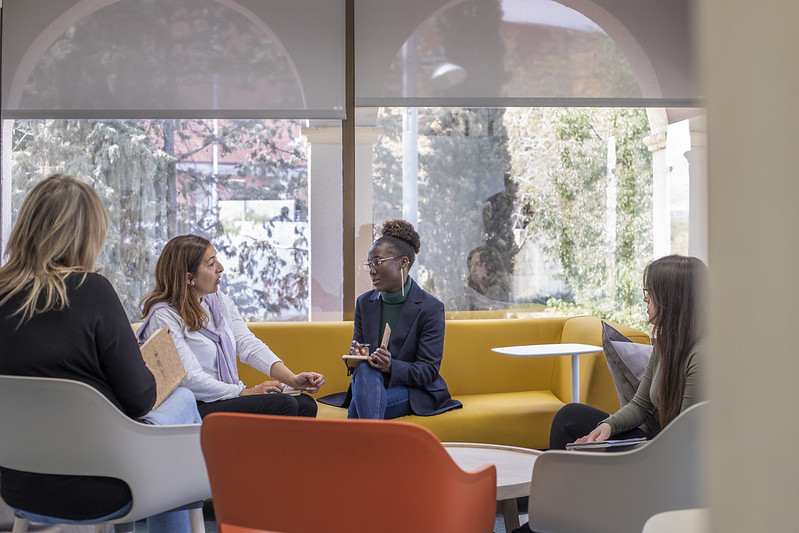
{"left": 528, "top": 401, "right": 709, "bottom": 533}
{"left": 0, "top": 375, "right": 210, "bottom": 530}
{"left": 642, "top": 508, "right": 710, "bottom": 533}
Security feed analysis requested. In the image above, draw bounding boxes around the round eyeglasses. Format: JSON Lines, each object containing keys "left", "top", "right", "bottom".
{"left": 362, "top": 255, "right": 403, "bottom": 271}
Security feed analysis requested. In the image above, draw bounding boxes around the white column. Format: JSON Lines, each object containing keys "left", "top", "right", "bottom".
{"left": 353, "top": 126, "right": 383, "bottom": 297}
{"left": 684, "top": 115, "right": 708, "bottom": 264}
{"left": 302, "top": 126, "right": 343, "bottom": 321}
{"left": 645, "top": 130, "right": 670, "bottom": 258}
{"left": 303, "top": 124, "right": 382, "bottom": 317}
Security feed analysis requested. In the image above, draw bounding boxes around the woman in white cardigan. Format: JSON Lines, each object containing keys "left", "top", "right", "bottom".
{"left": 138, "top": 234, "right": 324, "bottom": 418}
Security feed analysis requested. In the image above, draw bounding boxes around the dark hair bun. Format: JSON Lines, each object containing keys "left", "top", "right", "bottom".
{"left": 381, "top": 219, "right": 420, "bottom": 254}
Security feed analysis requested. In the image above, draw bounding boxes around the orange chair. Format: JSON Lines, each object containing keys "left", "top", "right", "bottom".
{"left": 200, "top": 413, "right": 497, "bottom": 533}
{"left": 218, "top": 527, "right": 282, "bottom": 533}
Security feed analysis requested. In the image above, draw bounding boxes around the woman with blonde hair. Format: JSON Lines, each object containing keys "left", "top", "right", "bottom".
{"left": 138, "top": 234, "right": 324, "bottom": 418}
{"left": 0, "top": 174, "right": 200, "bottom": 532}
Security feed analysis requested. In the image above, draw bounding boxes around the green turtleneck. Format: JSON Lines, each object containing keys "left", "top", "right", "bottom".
{"left": 379, "top": 275, "right": 412, "bottom": 346}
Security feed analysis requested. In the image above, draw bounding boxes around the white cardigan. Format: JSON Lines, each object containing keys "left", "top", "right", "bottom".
{"left": 139, "top": 290, "right": 282, "bottom": 402}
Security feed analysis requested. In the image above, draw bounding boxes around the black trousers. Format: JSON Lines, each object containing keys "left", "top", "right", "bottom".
{"left": 197, "top": 392, "right": 318, "bottom": 418}
{"left": 512, "top": 403, "right": 652, "bottom": 533}
{"left": 548, "top": 402, "right": 650, "bottom": 450}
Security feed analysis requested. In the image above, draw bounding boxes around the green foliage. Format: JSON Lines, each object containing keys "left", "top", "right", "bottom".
{"left": 547, "top": 297, "right": 652, "bottom": 336}
{"left": 507, "top": 107, "right": 653, "bottom": 331}
{"left": 9, "top": 119, "right": 309, "bottom": 321}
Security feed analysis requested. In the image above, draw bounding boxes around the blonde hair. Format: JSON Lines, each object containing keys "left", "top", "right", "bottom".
{"left": 0, "top": 174, "right": 109, "bottom": 325}
{"left": 141, "top": 234, "right": 211, "bottom": 332}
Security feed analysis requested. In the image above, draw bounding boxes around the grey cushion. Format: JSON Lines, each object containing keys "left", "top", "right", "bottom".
{"left": 602, "top": 321, "right": 653, "bottom": 406}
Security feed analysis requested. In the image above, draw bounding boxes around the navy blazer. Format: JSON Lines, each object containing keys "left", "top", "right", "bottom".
{"left": 324, "top": 280, "right": 461, "bottom": 416}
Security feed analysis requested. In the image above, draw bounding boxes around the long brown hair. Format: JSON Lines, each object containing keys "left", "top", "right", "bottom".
{"left": 644, "top": 255, "right": 707, "bottom": 429}
{"left": 141, "top": 234, "right": 212, "bottom": 332}
{"left": 0, "top": 174, "right": 108, "bottom": 325}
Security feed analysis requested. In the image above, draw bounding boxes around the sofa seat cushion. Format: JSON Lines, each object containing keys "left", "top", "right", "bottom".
{"left": 315, "top": 390, "right": 564, "bottom": 450}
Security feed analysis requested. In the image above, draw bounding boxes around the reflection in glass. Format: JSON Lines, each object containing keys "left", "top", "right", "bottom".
{"left": 370, "top": 106, "right": 674, "bottom": 331}
{"left": 7, "top": 118, "right": 310, "bottom": 322}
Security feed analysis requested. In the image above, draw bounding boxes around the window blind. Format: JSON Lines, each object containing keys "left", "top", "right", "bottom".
{"left": 355, "top": 0, "right": 700, "bottom": 108}
{"left": 1, "top": 0, "right": 346, "bottom": 119}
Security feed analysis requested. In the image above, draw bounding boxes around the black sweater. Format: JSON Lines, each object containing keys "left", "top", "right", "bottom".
{"left": 0, "top": 272, "right": 156, "bottom": 520}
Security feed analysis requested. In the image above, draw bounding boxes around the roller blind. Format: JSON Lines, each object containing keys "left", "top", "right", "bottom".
{"left": 1, "top": 0, "right": 346, "bottom": 119}
{"left": 355, "top": 0, "right": 701, "bottom": 108}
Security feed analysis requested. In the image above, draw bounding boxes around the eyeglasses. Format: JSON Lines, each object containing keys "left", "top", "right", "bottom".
{"left": 362, "top": 255, "right": 404, "bottom": 271}
{"left": 468, "top": 261, "right": 485, "bottom": 269}
{"left": 643, "top": 288, "right": 651, "bottom": 298}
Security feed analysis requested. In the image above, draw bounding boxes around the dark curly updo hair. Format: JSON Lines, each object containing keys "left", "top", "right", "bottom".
{"left": 376, "top": 219, "right": 420, "bottom": 267}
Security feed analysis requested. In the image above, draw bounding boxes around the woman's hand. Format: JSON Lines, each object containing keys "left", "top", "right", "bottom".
{"left": 368, "top": 345, "right": 392, "bottom": 373}
{"left": 292, "top": 372, "right": 325, "bottom": 393}
{"left": 350, "top": 341, "right": 368, "bottom": 356}
{"left": 573, "top": 422, "right": 612, "bottom": 444}
{"left": 240, "top": 380, "right": 283, "bottom": 396}
{"left": 347, "top": 341, "right": 369, "bottom": 369}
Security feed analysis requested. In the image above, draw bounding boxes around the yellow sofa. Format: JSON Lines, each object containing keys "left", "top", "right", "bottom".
{"left": 239, "top": 316, "right": 649, "bottom": 450}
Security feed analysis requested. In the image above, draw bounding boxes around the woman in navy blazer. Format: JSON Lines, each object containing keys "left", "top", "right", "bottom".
{"left": 340, "top": 219, "right": 461, "bottom": 419}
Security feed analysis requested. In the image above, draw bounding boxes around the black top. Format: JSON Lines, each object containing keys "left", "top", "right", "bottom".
{"left": 0, "top": 272, "right": 156, "bottom": 520}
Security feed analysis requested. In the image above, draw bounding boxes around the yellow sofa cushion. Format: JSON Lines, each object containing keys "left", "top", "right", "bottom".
{"left": 238, "top": 316, "right": 648, "bottom": 449}
{"left": 136, "top": 316, "right": 648, "bottom": 448}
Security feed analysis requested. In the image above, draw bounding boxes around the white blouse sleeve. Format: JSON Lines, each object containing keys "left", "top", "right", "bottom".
{"left": 140, "top": 306, "right": 243, "bottom": 403}
{"left": 220, "top": 291, "right": 283, "bottom": 376}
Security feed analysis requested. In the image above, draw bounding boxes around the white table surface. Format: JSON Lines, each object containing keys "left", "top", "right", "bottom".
{"left": 491, "top": 343, "right": 602, "bottom": 403}
{"left": 444, "top": 442, "right": 540, "bottom": 532}
{"left": 491, "top": 343, "right": 603, "bottom": 357}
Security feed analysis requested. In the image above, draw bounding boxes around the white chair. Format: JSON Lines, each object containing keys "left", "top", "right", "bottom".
{"left": 0, "top": 375, "right": 210, "bottom": 533}
{"left": 527, "top": 401, "right": 709, "bottom": 533}
{"left": 642, "top": 508, "right": 710, "bottom": 533}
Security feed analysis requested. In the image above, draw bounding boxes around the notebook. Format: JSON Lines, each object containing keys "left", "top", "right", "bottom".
{"left": 565, "top": 437, "right": 647, "bottom": 451}
{"left": 139, "top": 326, "right": 187, "bottom": 409}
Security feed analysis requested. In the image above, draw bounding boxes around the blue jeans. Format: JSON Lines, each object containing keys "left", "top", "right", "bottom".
{"left": 14, "top": 387, "right": 201, "bottom": 532}
{"left": 12, "top": 501, "right": 132, "bottom": 526}
{"left": 139, "top": 387, "right": 202, "bottom": 533}
{"left": 348, "top": 363, "right": 411, "bottom": 419}
{"left": 140, "top": 386, "right": 202, "bottom": 426}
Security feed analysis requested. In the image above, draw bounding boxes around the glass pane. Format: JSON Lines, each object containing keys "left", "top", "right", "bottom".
{"left": 5, "top": 118, "right": 310, "bottom": 322}
{"left": 365, "top": 106, "right": 687, "bottom": 331}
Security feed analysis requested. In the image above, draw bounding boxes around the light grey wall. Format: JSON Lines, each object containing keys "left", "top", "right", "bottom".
{"left": 702, "top": 0, "right": 799, "bottom": 530}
